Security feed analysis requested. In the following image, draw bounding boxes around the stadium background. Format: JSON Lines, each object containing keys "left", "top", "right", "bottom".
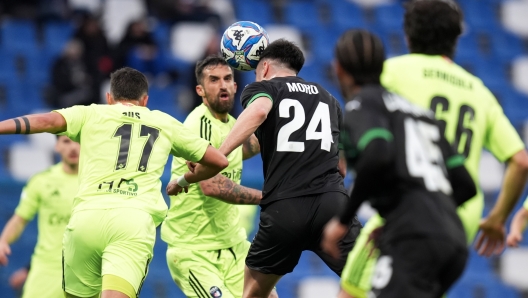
{"left": 0, "top": 0, "right": 528, "bottom": 297}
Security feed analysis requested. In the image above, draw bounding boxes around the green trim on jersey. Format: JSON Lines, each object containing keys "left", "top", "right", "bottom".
{"left": 161, "top": 104, "right": 246, "bottom": 250}
{"left": 446, "top": 155, "right": 466, "bottom": 169}
{"left": 247, "top": 92, "right": 273, "bottom": 106}
{"left": 357, "top": 128, "right": 394, "bottom": 151}
{"left": 200, "top": 115, "right": 212, "bottom": 141}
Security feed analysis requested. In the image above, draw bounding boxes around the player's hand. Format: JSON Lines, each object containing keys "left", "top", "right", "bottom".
{"left": 166, "top": 180, "right": 189, "bottom": 196}
{"left": 475, "top": 217, "right": 506, "bottom": 257}
{"left": 0, "top": 240, "right": 12, "bottom": 266}
{"left": 366, "top": 226, "right": 383, "bottom": 257}
{"left": 322, "top": 218, "right": 348, "bottom": 259}
{"left": 9, "top": 267, "right": 28, "bottom": 290}
{"left": 507, "top": 231, "right": 523, "bottom": 248}
{"left": 186, "top": 161, "right": 197, "bottom": 173}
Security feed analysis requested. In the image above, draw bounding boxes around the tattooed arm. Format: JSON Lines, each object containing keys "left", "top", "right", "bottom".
{"left": 199, "top": 175, "right": 262, "bottom": 205}
{"left": 242, "top": 134, "right": 260, "bottom": 160}
{"left": 0, "top": 113, "right": 66, "bottom": 135}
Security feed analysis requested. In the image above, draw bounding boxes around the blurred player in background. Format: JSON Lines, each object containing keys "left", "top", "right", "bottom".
{"left": 323, "top": 28, "right": 476, "bottom": 298}
{"left": 335, "top": 1, "right": 528, "bottom": 297}
{"left": 0, "top": 67, "right": 228, "bottom": 298}
{"left": 161, "top": 55, "right": 276, "bottom": 298}
{"left": 212, "top": 39, "right": 361, "bottom": 298}
{"left": 0, "top": 136, "right": 79, "bottom": 298}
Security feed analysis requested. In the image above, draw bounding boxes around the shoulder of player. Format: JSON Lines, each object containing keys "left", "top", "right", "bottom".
{"left": 25, "top": 164, "right": 58, "bottom": 185}
{"left": 181, "top": 104, "right": 212, "bottom": 127}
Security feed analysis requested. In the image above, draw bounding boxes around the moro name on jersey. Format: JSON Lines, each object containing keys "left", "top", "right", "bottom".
{"left": 286, "top": 82, "right": 319, "bottom": 94}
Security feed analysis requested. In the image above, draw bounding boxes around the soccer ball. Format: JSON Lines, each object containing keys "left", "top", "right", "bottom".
{"left": 220, "top": 21, "right": 269, "bottom": 71}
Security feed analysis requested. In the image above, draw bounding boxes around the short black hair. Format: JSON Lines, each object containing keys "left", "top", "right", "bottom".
{"left": 404, "top": 0, "right": 463, "bottom": 58}
{"left": 259, "top": 39, "right": 304, "bottom": 73}
{"left": 110, "top": 67, "right": 149, "bottom": 101}
{"left": 335, "top": 29, "right": 385, "bottom": 85}
{"left": 195, "top": 55, "right": 231, "bottom": 84}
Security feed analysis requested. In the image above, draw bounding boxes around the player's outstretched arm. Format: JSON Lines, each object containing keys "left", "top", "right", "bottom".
{"left": 507, "top": 207, "right": 528, "bottom": 248}
{"left": 200, "top": 175, "right": 262, "bottom": 205}
{"left": 0, "top": 112, "right": 67, "bottom": 135}
{"left": 0, "top": 215, "right": 28, "bottom": 266}
{"left": 242, "top": 134, "right": 260, "bottom": 160}
{"left": 476, "top": 149, "right": 528, "bottom": 256}
{"left": 219, "top": 97, "right": 272, "bottom": 157}
{"left": 167, "top": 145, "right": 228, "bottom": 195}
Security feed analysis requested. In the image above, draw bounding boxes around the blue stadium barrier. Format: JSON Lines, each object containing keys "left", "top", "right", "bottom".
{"left": 0, "top": 20, "right": 38, "bottom": 51}
{"left": 328, "top": 1, "right": 366, "bottom": 29}
{"left": 42, "top": 21, "right": 75, "bottom": 56}
{"left": 373, "top": 3, "right": 405, "bottom": 30}
{"left": 232, "top": 0, "right": 274, "bottom": 26}
{"left": 283, "top": 2, "right": 321, "bottom": 31}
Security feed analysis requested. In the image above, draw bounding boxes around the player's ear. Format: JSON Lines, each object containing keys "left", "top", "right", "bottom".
{"left": 233, "top": 81, "right": 237, "bottom": 92}
{"left": 140, "top": 94, "right": 148, "bottom": 107}
{"left": 196, "top": 85, "right": 205, "bottom": 97}
{"left": 106, "top": 92, "right": 115, "bottom": 105}
{"left": 262, "top": 61, "right": 270, "bottom": 79}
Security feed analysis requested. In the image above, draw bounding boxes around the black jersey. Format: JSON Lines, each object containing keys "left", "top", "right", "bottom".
{"left": 241, "top": 76, "right": 347, "bottom": 204}
{"left": 340, "top": 85, "right": 472, "bottom": 244}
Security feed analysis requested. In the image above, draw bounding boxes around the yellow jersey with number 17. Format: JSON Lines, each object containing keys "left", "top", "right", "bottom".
{"left": 54, "top": 103, "right": 209, "bottom": 225}
{"left": 381, "top": 54, "right": 525, "bottom": 241}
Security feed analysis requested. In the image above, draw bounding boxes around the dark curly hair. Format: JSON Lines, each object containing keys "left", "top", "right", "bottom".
{"left": 335, "top": 29, "right": 385, "bottom": 85}
{"left": 195, "top": 55, "right": 231, "bottom": 85}
{"left": 404, "top": 0, "right": 463, "bottom": 58}
{"left": 259, "top": 39, "right": 305, "bottom": 74}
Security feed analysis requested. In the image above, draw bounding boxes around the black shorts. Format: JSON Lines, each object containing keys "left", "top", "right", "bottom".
{"left": 246, "top": 192, "right": 362, "bottom": 276}
{"left": 371, "top": 237, "right": 468, "bottom": 298}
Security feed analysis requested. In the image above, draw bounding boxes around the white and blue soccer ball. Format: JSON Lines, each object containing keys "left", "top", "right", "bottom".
{"left": 220, "top": 21, "right": 269, "bottom": 71}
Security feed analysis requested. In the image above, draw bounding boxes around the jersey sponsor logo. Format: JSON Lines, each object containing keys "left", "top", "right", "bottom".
{"left": 382, "top": 92, "right": 434, "bottom": 118}
{"left": 286, "top": 82, "right": 319, "bottom": 94}
{"left": 49, "top": 213, "right": 70, "bottom": 226}
{"left": 221, "top": 169, "right": 242, "bottom": 181}
{"left": 209, "top": 286, "right": 222, "bottom": 298}
{"left": 97, "top": 178, "right": 139, "bottom": 196}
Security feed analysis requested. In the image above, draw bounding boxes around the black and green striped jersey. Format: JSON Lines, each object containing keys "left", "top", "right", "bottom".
{"left": 341, "top": 85, "right": 469, "bottom": 244}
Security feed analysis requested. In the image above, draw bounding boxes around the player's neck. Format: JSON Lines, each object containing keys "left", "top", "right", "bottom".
{"left": 207, "top": 106, "right": 229, "bottom": 123}
{"left": 265, "top": 70, "right": 296, "bottom": 80}
{"left": 116, "top": 100, "right": 140, "bottom": 107}
{"left": 62, "top": 162, "right": 78, "bottom": 175}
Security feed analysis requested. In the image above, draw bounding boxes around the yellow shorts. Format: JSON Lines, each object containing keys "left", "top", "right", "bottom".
{"left": 166, "top": 240, "right": 251, "bottom": 298}
{"left": 22, "top": 260, "right": 63, "bottom": 298}
{"left": 62, "top": 208, "right": 156, "bottom": 297}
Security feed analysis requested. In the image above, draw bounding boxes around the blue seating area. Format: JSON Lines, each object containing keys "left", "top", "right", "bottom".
{"left": 0, "top": 0, "right": 527, "bottom": 297}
